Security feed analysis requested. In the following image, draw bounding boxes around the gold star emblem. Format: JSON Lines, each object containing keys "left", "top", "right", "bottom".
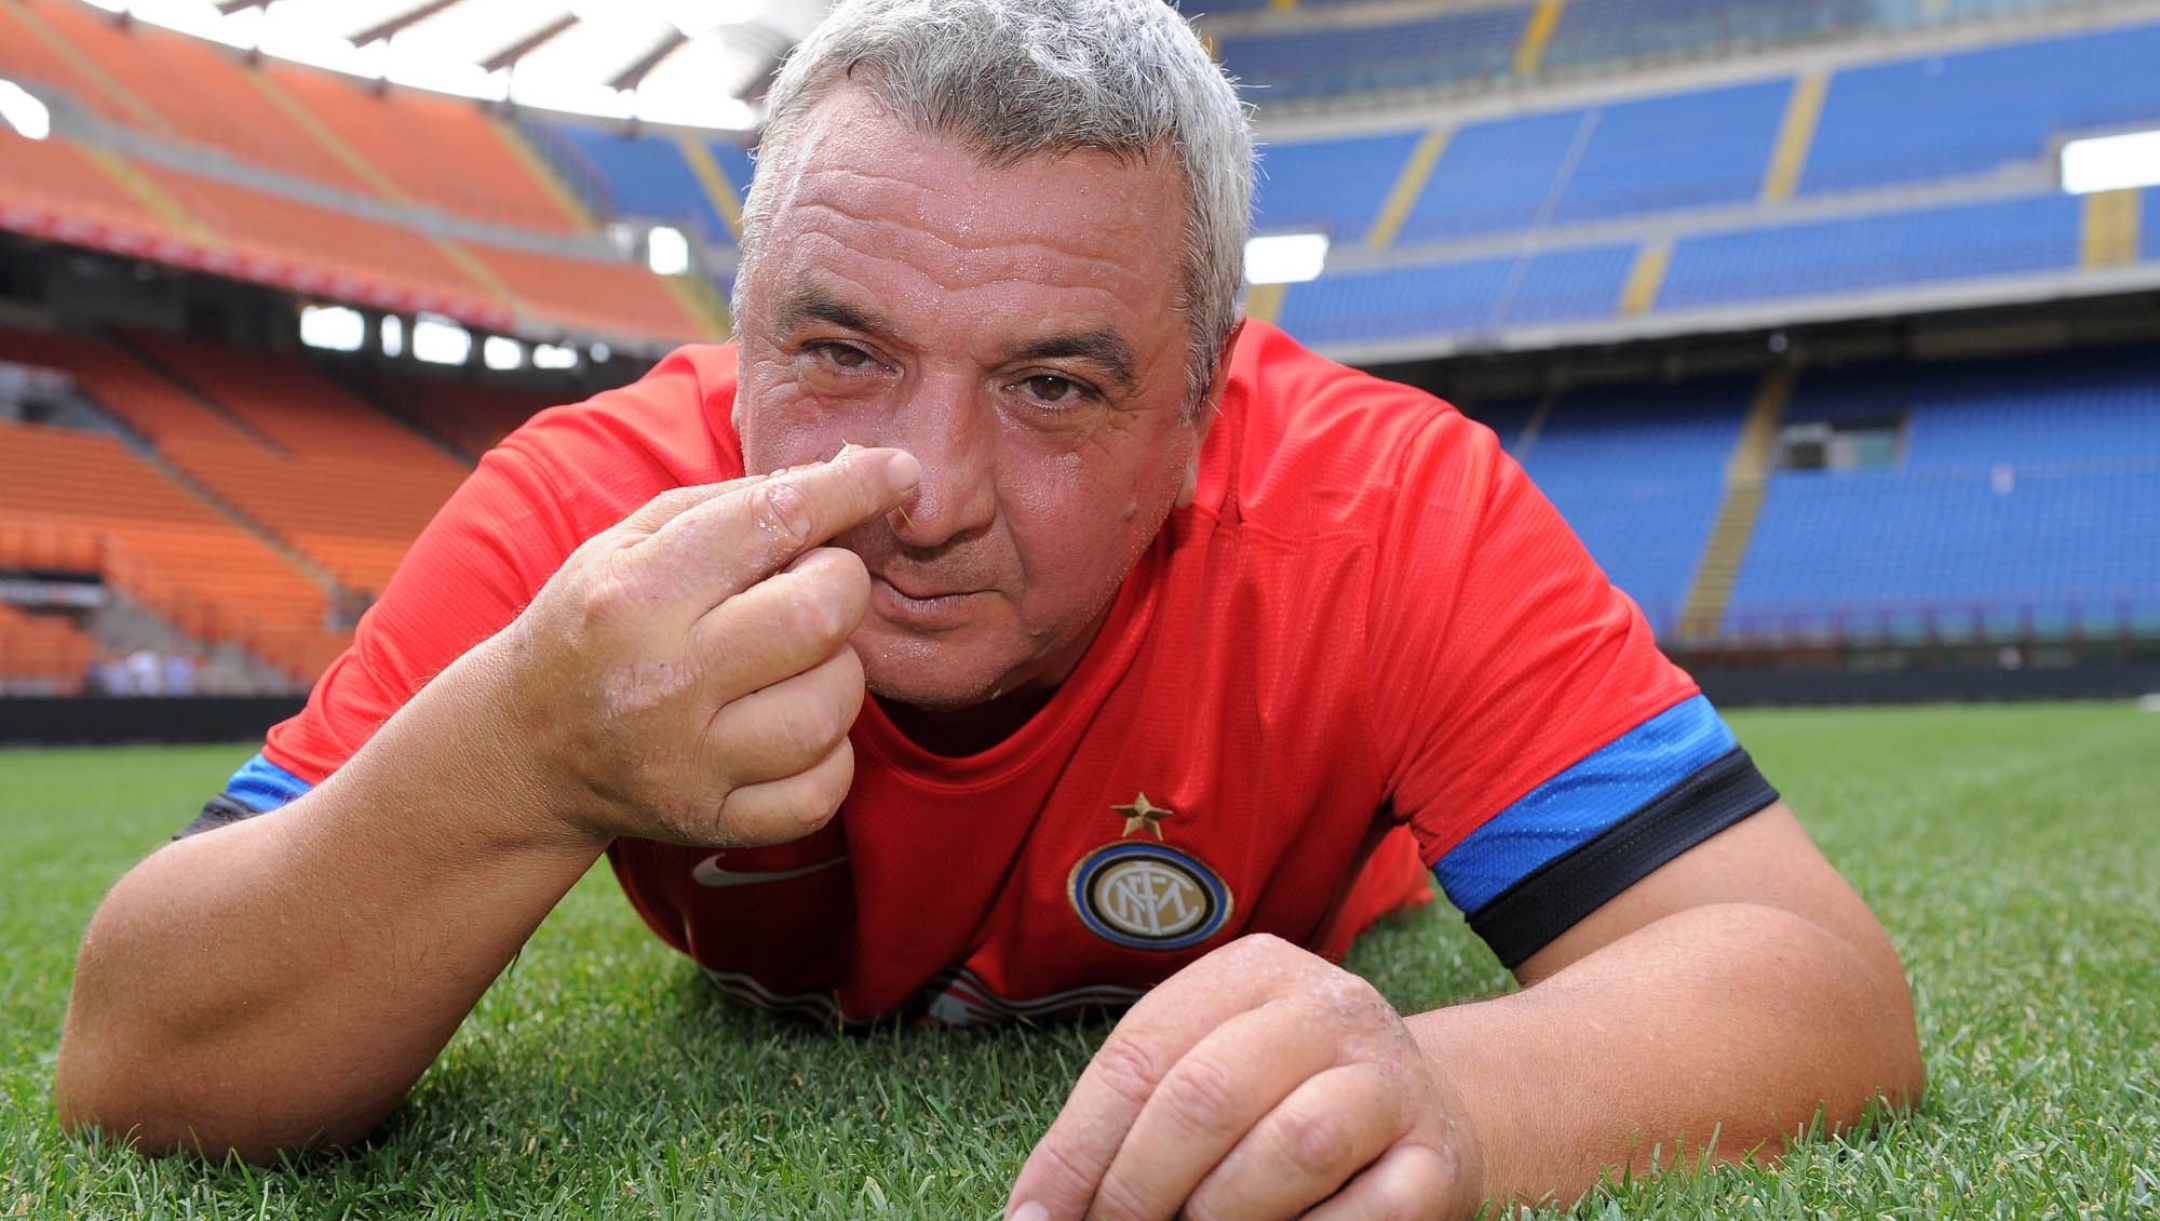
{"left": 1113, "top": 792, "right": 1174, "bottom": 840}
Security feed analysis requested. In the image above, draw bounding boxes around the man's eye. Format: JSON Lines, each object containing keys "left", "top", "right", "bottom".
{"left": 1021, "top": 375, "right": 1085, "bottom": 404}
{"left": 817, "top": 344, "right": 872, "bottom": 369}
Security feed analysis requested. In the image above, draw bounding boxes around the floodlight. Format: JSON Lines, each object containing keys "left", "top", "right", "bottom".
{"left": 2061, "top": 129, "right": 2160, "bottom": 195}
{"left": 483, "top": 336, "right": 526, "bottom": 371}
{"left": 298, "top": 305, "right": 366, "bottom": 352}
{"left": 533, "top": 343, "right": 579, "bottom": 370}
{"left": 0, "top": 80, "right": 51, "bottom": 141}
{"left": 1244, "top": 233, "right": 1329, "bottom": 285}
{"left": 414, "top": 314, "right": 473, "bottom": 366}
{"left": 647, "top": 226, "right": 692, "bottom": 276}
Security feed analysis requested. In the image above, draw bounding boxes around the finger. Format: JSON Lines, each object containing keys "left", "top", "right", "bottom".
{"left": 1298, "top": 1144, "right": 1458, "bottom": 1221}
{"left": 633, "top": 447, "right": 919, "bottom": 604}
{"left": 614, "top": 475, "right": 767, "bottom": 536}
{"left": 1087, "top": 1000, "right": 1339, "bottom": 1221}
{"left": 707, "top": 736, "right": 857, "bottom": 847}
{"left": 1008, "top": 935, "right": 1318, "bottom": 1221}
{"left": 1184, "top": 1062, "right": 1412, "bottom": 1221}
{"left": 690, "top": 547, "right": 870, "bottom": 702}
{"left": 701, "top": 646, "right": 866, "bottom": 790}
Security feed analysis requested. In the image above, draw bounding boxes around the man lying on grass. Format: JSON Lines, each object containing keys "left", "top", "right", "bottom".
{"left": 54, "top": 0, "right": 1925, "bottom": 1214}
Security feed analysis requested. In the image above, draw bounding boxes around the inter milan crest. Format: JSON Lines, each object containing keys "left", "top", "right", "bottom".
{"left": 1069, "top": 793, "right": 1233, "bottom": 951}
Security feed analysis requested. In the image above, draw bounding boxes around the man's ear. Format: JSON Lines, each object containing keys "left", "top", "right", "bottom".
{"left": 1176, "top": 321, "right": 1244, "bottom": 509}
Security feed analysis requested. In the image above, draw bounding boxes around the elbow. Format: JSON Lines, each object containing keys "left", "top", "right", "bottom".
{"left": 55, "top": 1056, "right": 374, "bottom": 1164}
{"left": 1824, "top": 926, "right": 1927, "bottom": 1130}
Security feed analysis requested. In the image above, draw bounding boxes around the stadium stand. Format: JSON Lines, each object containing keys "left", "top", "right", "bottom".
{"left": 1253, "top": 129, "right": 1427, "bottom": 243}
{"left": 1396, "top": 108, "right": 1592, "bottom": 243}
{"left": 536, "top": 122, "right": 738, "bottom": 247}
{"left": 1206, "top": 0, "right": 2116, "bottom": 103}
{"left": 1726, "top": 349, "right": 2160, "bottom": 639}
{"left": 0, "top": 599, "right": 96, "bottom": 695}
{"left": 466, "top": 242, "right": 710, "bottom": 343}
{"left": 0, "top": 3, "right": 717, "bottom": 343}
{"left": 0, "top": 399, "right": 345, "bottom": 684}
{"left": 1800, "top": 22, "right": 2160, "bottom": 194}
{"left": 119, "top": 331, "right": 472, "bottom": 598}
{"left": 1501, "top": 377, "right": 1757, "bottom": 635}
{"left": 0, "top": 127, "right": 169, "bottom": 243}
{"left": 139, "top": 165, "right": 493, "bottom": 313}
{"left": 1657, "top": 194, "right": 2083, "bottom": 309}
{"left": 1541, "top": 0, "right": 1877, "bottom": 69}
{"left": 259, "top": 62, "right": 583, "bottom": 235}
{"left": 1547, "top": 79, "right": 1789, "bottom": 223}
{"left": 14, "top": 0, "right": 372, "bottom": 195}
{"left": 1214, "top": 7, "right": 1532, "bottom": 101}
{"left": 352, "top": 373, "right": 566, "bottom": 462}
{"left": 1278, "top": 243, "right": 1639, "bottom": 342}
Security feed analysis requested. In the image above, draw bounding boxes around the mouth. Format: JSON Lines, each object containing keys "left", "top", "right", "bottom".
{"left": 869, "top": 574, "right": 985, "bottom": 630}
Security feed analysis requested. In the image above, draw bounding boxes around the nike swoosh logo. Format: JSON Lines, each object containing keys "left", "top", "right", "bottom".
{"left": 691, "top": 854, "right": 851, "bottom": 889}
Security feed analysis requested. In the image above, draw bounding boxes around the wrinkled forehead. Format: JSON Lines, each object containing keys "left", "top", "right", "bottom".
{"left": 751, "top": 87, "right": 1191, "bottom": 302}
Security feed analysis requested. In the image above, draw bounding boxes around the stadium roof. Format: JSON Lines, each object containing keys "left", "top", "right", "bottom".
{"left": 70, "top": 0, "right": 832, "bottom": 131}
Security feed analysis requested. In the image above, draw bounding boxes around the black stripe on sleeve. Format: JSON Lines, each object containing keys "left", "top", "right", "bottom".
{"left": 1466, "top": 746, "right": 1780, "bottom": 970}
{"left": 174, "top": 793, "right": 266, "bottom": 841}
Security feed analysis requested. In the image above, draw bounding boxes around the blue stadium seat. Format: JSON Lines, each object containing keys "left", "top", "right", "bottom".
{"left": 1726, "top": 349, "right": 2160, "bottom": 638}
{"left": 1657, "top": 194, "right": 2079, "bottom": 309}
{"left": 1550, "top": 80, "right": 1790, "bottom": 223}
{"left": 544, "top": 121, "right": 732, "bottom": 247}
{"left": 1516, "top": 377, "right": 1757, "bottom": 635}
{"left": 1802, "top": 22, "right": 2160, "bottom": 194}
{"left": 1397, "top": 109, "right": 1592, "bottom": 244}
{"left": 1215, "top": 8, "right": 1531, "bottom": 100}
{"left": 1545, "top": 0, "right": 1875, "bottom": 69}
{"left": 1275, "top": 243, "right": 1634, "bottom": 344}
{"left": 1252, "top": 131, "right": 1423, "bottom": 244}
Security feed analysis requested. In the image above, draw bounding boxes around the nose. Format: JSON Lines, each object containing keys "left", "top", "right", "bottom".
{"left": 883, "top": 368, "right": 997, "bottom": 549}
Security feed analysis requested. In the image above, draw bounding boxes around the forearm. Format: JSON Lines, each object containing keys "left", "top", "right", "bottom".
{"left": 1412, "top": 901, "right": 1924, "bottom": 1211}
{"left": 55, "top": 641, "right": 605, "bottom": 1160}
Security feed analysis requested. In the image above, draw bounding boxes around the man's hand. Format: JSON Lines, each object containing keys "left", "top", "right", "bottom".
{"left": 1007, "top": 934, "right": 1484, "bottom": 1221}
{"left": 496, "top": 445, "right": 920, "bottom": 849}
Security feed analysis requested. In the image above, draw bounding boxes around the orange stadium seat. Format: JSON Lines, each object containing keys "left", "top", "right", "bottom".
{"left": 0, "top": 600, "right": 98, "bottom": 694}
{"left": 141, "top": 166, "right": 491, "bottom": 313}
{"left": 0, "top": 130, "right": 174, "bottom": 247}
{"left": 0, "top": 416, "right": 347, "bottom": 683}
{"left": 470, "top": 243, "right": 705, "bottom": 341}
{"left": 114, "top": 332, "right": 471, "bottom": 595}
{"left": 358, "top": 373, "right": 567, "bottom": 459}
{"left": 0, "top": 0, "right": 150, "bottom": 127}
{"left": 0, "top": 328, "right": 253, "bottom": 445}
{"left": 24, "top": 0, "right": 372, "bottom": 195}
{"left": 265, "top": 63, "right": 583, "bottom": 234}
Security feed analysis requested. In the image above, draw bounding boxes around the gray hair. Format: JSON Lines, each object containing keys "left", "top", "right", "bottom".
{"left": 735, "top": 0, "right": 1254, "bottom": 416}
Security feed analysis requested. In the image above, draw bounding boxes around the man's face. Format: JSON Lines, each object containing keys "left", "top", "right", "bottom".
{"left": 734, "top": 89, "right": 1214, "bottom": 711}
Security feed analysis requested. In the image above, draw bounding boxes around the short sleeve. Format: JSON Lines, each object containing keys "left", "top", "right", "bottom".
{"left": 1368, "top": 410, "right": 1777, "bottom": 967}
{"left": 179, "top": 347, "right": 744, "bottom": 836}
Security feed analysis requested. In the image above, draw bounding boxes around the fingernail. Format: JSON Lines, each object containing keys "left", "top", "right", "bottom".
{"left": 1008, "top": 1202, "right": 1048, "bottom": 1221}
{"left": 884, "top": 449, "right": 921, "bottom": 487}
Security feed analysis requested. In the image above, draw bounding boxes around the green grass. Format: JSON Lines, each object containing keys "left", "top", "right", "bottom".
{"left": 2, "top": 704, "right": 2156, "bottom": 1219}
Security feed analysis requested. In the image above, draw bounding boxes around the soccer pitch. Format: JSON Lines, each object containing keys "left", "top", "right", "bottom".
{"left": 2, "top": 704, "right": 2155, "bottom": 1219}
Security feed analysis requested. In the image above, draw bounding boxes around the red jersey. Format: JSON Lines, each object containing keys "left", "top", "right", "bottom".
{"left": 194, "top": 321, "right": 1775, "bottom": 1024}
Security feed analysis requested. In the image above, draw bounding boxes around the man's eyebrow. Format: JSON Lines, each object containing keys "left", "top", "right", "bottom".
{"left": 773, "top": 286, "right": 892, "bottom": 338}
{"left": 1012, "top": 330, "right": 1139, "bottom": 395}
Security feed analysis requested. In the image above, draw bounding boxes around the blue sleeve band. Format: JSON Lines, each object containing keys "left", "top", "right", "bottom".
{"left": 1434, "top": 694, "right": 1737, "bottom": 914}
{"left": 224, "top": 752, "right": 315, "bottom": 814}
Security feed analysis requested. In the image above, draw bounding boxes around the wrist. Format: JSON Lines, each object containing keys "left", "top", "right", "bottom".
{"left": 419, "top": 628, "right": 613, "bottom": 860}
